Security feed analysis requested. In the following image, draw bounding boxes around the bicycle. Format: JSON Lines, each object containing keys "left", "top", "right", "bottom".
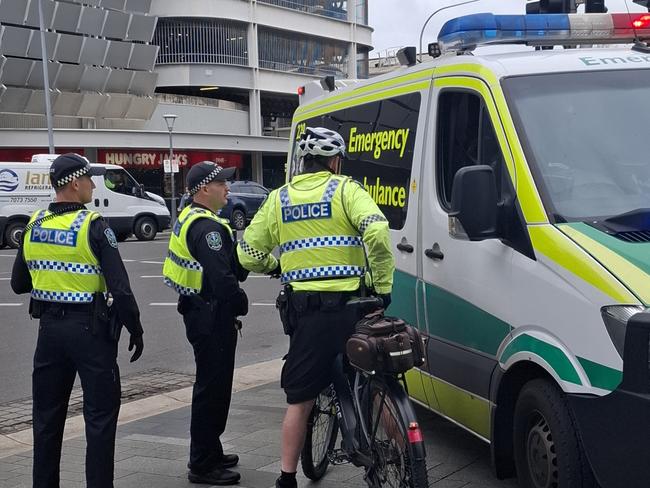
{"left": 300, "top": 297, "right": 429, "bottom": 488}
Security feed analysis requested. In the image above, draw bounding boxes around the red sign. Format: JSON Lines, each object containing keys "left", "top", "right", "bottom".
{"left": 97, "top": 150, "right": 243, "bottom": 169}
{"left": 0, "top": 148, "right": 86, "bottom": 163}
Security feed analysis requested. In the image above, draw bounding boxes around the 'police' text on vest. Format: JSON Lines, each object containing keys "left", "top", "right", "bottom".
{"left": 282, "top": 203, "right": 332, "bottom": 223}
{"left": 30, "top": 227, "right": 78, "bottom": 247}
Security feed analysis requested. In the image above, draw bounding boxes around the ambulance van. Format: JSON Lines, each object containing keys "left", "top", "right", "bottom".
{"left": 0, "top": 155, "right": 170, "bottom": 248}
{"left": 289, "top": 12, "right": 650, "bottom": 488}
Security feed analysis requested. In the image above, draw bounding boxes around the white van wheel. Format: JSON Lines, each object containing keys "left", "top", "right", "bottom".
{"left": 134, "top": 217, "right": 157, "bottom": 241}
{"left": 4, "top": 222, "right": 25, "bottom": 249}
{"left": 513, "top": 379, "right": 595, "bottom": 488}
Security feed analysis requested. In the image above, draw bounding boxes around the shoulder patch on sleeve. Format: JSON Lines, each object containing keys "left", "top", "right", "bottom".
{"left": 206, "top": 231, "right": 223, "bottom": 251}
{"left": 104, "top": 228, "right": 118, "bottom": 248}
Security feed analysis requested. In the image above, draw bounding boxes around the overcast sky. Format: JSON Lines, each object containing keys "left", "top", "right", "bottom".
{"left": 368, "top": 0, "right": 648, "bottom": 56}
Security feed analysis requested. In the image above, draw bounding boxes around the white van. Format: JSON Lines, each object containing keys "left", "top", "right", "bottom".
{"left": 0, "top": 155, "right": 170, "bottom": 248}
{"left": 289, "top": 12, "right": 650, "bottom": 488}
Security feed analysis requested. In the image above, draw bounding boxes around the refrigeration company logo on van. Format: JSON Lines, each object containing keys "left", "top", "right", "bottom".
{"left": 0, "top": 169, "right": 19, "bottom": 192}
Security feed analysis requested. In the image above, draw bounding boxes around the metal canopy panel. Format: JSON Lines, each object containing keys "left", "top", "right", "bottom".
{"left": 27, "top": 61, "right": 60, "bottom": 89}
{"left": 56, "top": 63, "right": 84, "bottom": 91}
{"left": 1, "top": 58, "right": 34, "bottom": 87}
{"left": 124, "top": 96, "right": 156, "bottom": 120}
{"left": 79, "top": 37, "right": 108, "bottom": 66}
{"left": 102, "top": 10, "right": 129, "bottom": 39}
{"left": 53, "top": 91, "right": 83, "bottom": 116}
{"left": 27, "top": 31, "right": 58, "bottom": 59}
{"left": 100, "top": 93, "right": 131, "bottom": 118}
{"left": 126, "top": 14, "right": 157, "bottom": 42}
{"left": 52, "top": 2, "right": 81, "bottom": 33}
{"left": 0, "top": 86, "right": 31, "bottom": 113}
{"left": 24, "top": 0, "right": 55, "bottom": 29}
{"left": 79, "top": 65, "right": 110, "bottom": 92}
{"left": 105, "top": 40, "right": 132, "bottom": 69}
{"left": 54, "top": 32, "right": 84, "bottom": 63}
{"left": 0, "top": 25, "right": 32, "bottom": 58}
{"left": 77, "top": 92, "right": 106, "bottom": 117}
{"left": 125, "top": 0, "right": 152, "bottom": 14}
{"left": 105, "top": 69, "right": 133, "bottom": 93}
{"left": 77, "top": 6, "right": 106, "bottom": 37}
{"left": 128, "top": 43, "right": 157, "bottom": 71}
{"left": 25, "top": 89, "right": 59, "bottom": 115}
{"left": 100, "top": 0, "right": 126, "bottom": 10}
{"left": 128, "top": 70, "right": 156, "bottom": 96}
{"left": 0, "top": 0, "right": 27, "bottom": 25}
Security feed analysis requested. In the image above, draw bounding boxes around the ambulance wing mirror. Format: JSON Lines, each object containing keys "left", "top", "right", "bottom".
{"left": 449, "top": 165, "right": 499, "bottom": 241}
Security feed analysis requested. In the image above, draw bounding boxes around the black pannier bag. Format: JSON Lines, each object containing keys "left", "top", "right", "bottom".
{"left": 346, "top": 310, "right": 426, "bottom": 374}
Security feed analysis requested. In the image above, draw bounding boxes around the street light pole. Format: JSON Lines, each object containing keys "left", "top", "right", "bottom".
{"left": 163, "top": 114, "right": 178, "bottom": 224}
{"left": 419, "top": 0, "right": 481, "bottom": 62}
{"left": 37, "top": 0, "right": 55, "bottom": 153}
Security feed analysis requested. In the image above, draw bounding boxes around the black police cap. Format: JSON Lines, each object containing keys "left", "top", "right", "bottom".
{"left": 50, "top": 153, "right": 106, "bottom": 188}
{"left": 186, "top": 161, "right": 236, "bottom": 195}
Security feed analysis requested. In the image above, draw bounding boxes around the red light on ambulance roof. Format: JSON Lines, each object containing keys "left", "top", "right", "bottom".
{"left": 632, "top": 15, "right": 650, "bottom": 29}
{"left": 297, "top": 86, "right": 305, "bottom": 96}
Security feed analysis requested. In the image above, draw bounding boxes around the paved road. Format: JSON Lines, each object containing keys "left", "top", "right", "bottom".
{"left": 0, "top": 232, "right": 288, "bottom": 404}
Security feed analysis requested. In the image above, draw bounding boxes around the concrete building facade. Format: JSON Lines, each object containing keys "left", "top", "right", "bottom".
{"left": 0, "top": 0, "right": 372, "bottom": 201}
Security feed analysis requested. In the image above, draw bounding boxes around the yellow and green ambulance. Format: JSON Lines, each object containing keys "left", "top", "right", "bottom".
{"left": 288, "top": 12, "right": 650, "bottom": 488}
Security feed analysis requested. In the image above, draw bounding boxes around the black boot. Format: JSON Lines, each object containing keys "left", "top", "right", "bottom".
{"left": 188, "top": 468, "right": 241, "bottom": 485}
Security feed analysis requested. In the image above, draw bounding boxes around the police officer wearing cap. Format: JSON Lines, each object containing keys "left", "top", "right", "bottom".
{"left": 237, "top": 127, "right": 395, "bottom": 488}
{"left": 162, "top": 161, "right": 249, "bottom": 485}
{"left": 10, "top": 153, "right": 145, "bottom": 488}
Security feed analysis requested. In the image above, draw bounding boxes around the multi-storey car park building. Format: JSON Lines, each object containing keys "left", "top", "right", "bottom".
{"left": 0, "top": 0, "right": 372, "bottom": 202}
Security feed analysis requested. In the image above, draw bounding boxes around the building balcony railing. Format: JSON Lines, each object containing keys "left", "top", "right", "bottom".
{"left": 257, "top": 0, "right": 348, "bottom": 21}
{"left": 156, "top": 53, "right": 248, "bottom": 66}
{"left": 259, "top": 59, "right": 346, "bottom": 77}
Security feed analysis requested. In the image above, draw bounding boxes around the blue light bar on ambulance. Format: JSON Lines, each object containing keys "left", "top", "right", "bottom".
{"left": 438, "top": 13, "right": 650, "bottom": 53}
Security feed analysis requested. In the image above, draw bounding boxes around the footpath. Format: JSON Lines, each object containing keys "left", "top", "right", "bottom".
{"left": 0, "top": 358, "right": 516, "bottom": 488}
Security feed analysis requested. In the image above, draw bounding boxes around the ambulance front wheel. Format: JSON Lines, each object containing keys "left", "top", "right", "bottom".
{"left": 513, "top": 379, "right": 596, "bottom": 488}
{"left": 134, "top": 216, "right": 157, "bottom": 241}
{"left": 4, "top": 221, "right": 25, "bottom": 249}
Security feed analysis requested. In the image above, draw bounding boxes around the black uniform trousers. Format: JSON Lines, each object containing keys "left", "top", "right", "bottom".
{"left": 182, "top": 305, "right": 238, "bottom": 474}
{"left": 32, "top": 307, "right": 120, "bottom": 488}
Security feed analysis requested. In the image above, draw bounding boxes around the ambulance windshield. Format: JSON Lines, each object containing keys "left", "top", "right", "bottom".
{"left": 503, "top": 69, "right": 650, "bottom": 224}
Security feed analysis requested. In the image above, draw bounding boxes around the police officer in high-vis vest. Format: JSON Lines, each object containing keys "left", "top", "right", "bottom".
{"left": 237, "top": 127, "right": 395, "bottom": 488}
{"left": 163, "top": 161, "right": 249, "bottom": 486}
{"left": 10, "top": 153, "right": 144, "bottom": 488}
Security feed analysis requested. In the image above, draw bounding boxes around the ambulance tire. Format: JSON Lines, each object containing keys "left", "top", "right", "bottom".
{"left": 134, "top": 216, "right": 157, "bottom": 241}
{"left": 4, "top": 221, "right": 25, "bottom": 249}
{"left": 513, "top": 379, "right": 596, "bottom": 488}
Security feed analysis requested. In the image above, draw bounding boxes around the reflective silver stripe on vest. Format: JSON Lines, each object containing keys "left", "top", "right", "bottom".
{"left": 31, "top": 289, "right": 94, "bottom": 303}
{"left": 280, "top": 265, "right": 365, "bottom": 284}
{"left": 279, "top": 187, "right": 291, "bottom": 207}
{"left": 167, "top": 250, "right": 203, "bottom": 271}
{"left": 26, "top": 260, "right": 101, "bottom": 274}
{"left": 163, "top": 277, "right": 199, "bottom": 296}
{"left": 280, "top": 235, "right": 362, "bottom": 254}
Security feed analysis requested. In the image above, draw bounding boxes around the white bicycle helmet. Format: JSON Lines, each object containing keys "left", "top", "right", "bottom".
{"left": 296, "top": 127, "right": 347, "bottom": 159}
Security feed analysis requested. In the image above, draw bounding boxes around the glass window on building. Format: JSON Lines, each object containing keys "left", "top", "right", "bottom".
{"left": 258, "top": 28, "right": 348, "bottom": 77}
{"left": 258, "top": 0, "right": 348, "bottom": 20}
{"left": 153, "top": 17, "right": 248, "bottom": 66}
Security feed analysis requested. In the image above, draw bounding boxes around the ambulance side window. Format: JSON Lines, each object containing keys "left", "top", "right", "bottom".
{"left": 437, "top": 91, "right": 506, "bottom": 209}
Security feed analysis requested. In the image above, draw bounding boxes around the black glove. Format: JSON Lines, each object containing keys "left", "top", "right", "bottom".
{"left": 128, "top": 334, "right": 144, "bottom": 363}
{"left": 267, "top": 262, "right": 282, "bottom": 279}
{"left": 378, "top": 293, "right": 392, "bottom": 310}
{"left": 231, "top": 288, "right": 249, "bottom": 317}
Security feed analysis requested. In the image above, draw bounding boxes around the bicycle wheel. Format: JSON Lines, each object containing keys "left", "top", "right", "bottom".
{"left": 301, "top": 388, "right": 339, "bottom": 480}
{"left": 364, "top": 377, "right": 428, "bottom": 488}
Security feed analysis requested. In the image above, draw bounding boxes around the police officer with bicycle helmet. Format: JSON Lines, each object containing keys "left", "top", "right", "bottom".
{"left": 237, "top": 127, "right": 395, "bottom": 488}
{"left": 10, "top": 153, "right": 144, "bottom": 488}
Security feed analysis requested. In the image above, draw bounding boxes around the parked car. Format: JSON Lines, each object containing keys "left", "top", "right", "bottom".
{"left": 177, "top": 181, "right": 270, "bottom": 231}
{"left": 220, "top": 181, "right": 269, "bottom": 230}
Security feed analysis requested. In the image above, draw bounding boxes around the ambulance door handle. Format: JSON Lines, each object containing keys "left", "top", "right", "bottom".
{"left": 103, "top": 199, "right": 108, "bottom": 207}
{"left": 396, "top": 240, "right": 414, "bottom": 253}
{"left": 94, "top": 198, "right": 99, "bottom": 207}
{"left": 425, "top": 243, "right": 444, "bottom": 260}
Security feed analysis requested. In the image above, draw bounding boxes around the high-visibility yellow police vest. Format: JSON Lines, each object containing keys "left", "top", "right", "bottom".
{"left": 274, "top": 175, "right": 366, "bottom": 285}
{"left": 163, "top": 206, "right": 233, "bottom": 295}
{"left": 22, "top": 209, "right": 106, "bottom": 303}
